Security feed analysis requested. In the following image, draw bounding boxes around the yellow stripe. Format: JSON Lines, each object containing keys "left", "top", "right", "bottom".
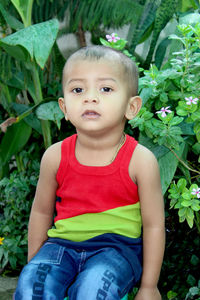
{"left": 48, "top": 203, "right": 142, "bottom": 242}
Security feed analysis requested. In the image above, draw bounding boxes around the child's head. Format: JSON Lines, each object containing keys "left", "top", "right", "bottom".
{"left": 62, "top": 46, "right": 139, "bottom": 97}
{"left": 59, "top": 45, "right": 142, "bottom": 133}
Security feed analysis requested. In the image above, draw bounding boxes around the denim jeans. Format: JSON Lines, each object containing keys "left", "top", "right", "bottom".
{"left": 14, "top": 240, "right": 136, "bottom": 300}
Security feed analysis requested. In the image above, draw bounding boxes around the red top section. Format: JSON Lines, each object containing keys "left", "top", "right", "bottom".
{"left": 55, "top": 134, "right": 139, "bottom": 222}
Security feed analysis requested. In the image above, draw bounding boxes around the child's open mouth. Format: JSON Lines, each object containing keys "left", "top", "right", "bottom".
{"left": 82, "top": 110, "right": 100, "bottom": 119}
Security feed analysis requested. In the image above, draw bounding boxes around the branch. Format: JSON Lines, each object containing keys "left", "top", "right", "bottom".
{"left": 76, "top": 21, "right": 86, "bottom": 47}
{"left": 169, "top": 147, "right": 200, "bottom": 175}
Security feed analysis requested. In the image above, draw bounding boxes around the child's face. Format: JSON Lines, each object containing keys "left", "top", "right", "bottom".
{"left": 59, "top": 58, "right": 139, "bottom": 135}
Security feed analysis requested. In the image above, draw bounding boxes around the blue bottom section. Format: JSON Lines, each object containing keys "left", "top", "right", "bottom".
{"left": 48, "top": 233, "right": 142, "bottom": 283}
{"left": 14, "top": 240, "right": 137, "bottom": 299}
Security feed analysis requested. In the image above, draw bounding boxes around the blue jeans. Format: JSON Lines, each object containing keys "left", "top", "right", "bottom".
{"left": 14, "top": 240, "right": 136, "bottom": 300}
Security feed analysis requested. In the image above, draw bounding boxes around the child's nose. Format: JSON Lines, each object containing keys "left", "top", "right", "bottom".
{"left": 83, "top": 91, "right": 99, "bottom": 104}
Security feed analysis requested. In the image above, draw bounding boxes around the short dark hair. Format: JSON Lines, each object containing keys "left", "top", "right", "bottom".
{"left": 62, "top": 45, "right": 138, "bottom": 96}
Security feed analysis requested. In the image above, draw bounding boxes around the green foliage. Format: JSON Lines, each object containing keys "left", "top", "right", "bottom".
{"left": 0, "top": 121, "right": 32, "bottom": 178}
{"left": 185, "top": 280, "right": 200, "bottom": 299}
{"left": 0, "top": 148, "right": 39, "bottom": 270}
{"left": 36, "top": 101, "right": 64, "bottom": 129}
{"left": 11, "top": 0, "right": 34, "bottom": 27}
{"left": 145, "top": 0, "right": 179, "bottom": 67}
{"left": 32, "top": 0, "right": 70, "bottom": 23}
{"left": 67, "top": 0, "right": 143, "bottom": 32}
{"left": 0, "top": 19, "right": 59, "bottom": 68}
{"left": 101, "top": 22, "right": 200, "bottom": 231}
{"left": 0, "top": 1, "right": 61, "bottom": 178}
{"left": 168, "top": 178, "right": 200, "bottom": 230}
{"left": 160, "top": 217, "right": 199, "bottom": 299}
{"left": 0, "top": 2, "right": 23, "bottom": 31}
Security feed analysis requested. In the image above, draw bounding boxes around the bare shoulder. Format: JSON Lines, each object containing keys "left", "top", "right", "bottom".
{"left": 129, "top": 143, "right": 160, "bottom": 184}
{"left": 40, "top": 141, "right": 62, "bottom": 176}
{"left": 134, "top": 143, "right": 158, "bottom": 164}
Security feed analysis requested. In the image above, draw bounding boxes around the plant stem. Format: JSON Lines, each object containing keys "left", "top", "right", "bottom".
{"left": 31, "top": 62, "right": 52, "bottom": 148}
{"left": 169, "top": 147, "right": 200, "bottom": 175}
{"left": 15, "top": 154, "right": 25, "bottom": 172}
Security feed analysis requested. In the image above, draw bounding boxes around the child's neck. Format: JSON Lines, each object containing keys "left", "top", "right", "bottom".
{"left": 75, "top": 131, "right": 126, "bottom": 166}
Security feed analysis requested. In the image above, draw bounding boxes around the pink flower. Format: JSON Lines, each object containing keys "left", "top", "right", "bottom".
{"left": 156, "top": 106, "right": 172, "bottom": 118}
{"left": 106, "top": 33, "right": 120, "bottom": 43}
{"left": 185, "top": 96, "right": 198, "bottom": 105}
{"left": 191, "top": 187, "right": 200, "bottom": 198}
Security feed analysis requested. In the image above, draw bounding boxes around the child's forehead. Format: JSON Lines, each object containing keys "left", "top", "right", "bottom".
{"left": 66, "top": 57, "right": 122, "bottom": 71}
{"left": 63, "top": 57, "right": 125, "bottom": 79}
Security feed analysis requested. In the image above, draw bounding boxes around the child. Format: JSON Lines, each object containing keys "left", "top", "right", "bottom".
{"left": 14, "top": 45, "right": 165, "bottom": 300}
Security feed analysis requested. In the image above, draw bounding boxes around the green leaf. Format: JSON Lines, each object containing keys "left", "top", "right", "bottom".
{"left": 190, "top": 184, "right": 199, "bottom": 192}
{"left": 167, "top": 290, "right": 178, "bottom": 299}
{"left": 169, "top": 116, "right": 184, "bottom": 126}
{"left": 188, "top": 287, "right": 200, "bottom": 296}
{"left": 192, "top": 142, "right": 200, "bottom": 154}
{"left": 0, "top": 19, "right": 59, "bottom": 68}
{"left": 194, "top": 120, "right": 200, "bottom": 142}
{"left": 191, "top": 203, "right": 200, "bottom": 211}
{"left": 99, "top": 38, "right": 111, "bottom": 47}
{"left": 158, "top": 142, "right": 185, "bottom": 194}
{"left": 36, "top": 101, "right": 64, "bottom": 129}
{"left": 168, "top": 90, "right": 182, "bottom": 100}
{"left": 0, "top": 2, "right": 24, "bottom": 30}
{"left": 8, "top": 255, "right": 17, "bottom": 269}
{"left": 178, "top": 122, "right": 194, "bottom": 135}
{"left": 139, "top": 87, "right": 153, "bottom": 106}
{"left": 0, "top": 42, "right": 29, "bottom": 62}
{"left": 0, "top": 121, "right": 32, "bottom": 166}
{"left": 191, "top": 254, "right": 200, "bottom": 266}
{"left": 182, "top": 192, "right": 191, "bottom": 200}
{"left": 145, "top": 0, "right": 179, "bottom": 67}
{"left": 170, "top": 198, "right": 178, "bottom": 208}
{"left": 128, "top": 0, "right": 159, "bottom": 52}
{"left": 181, "top": 200, "right": 191, "bottom": 207}
{"left": 176, "top": 107, "right": 188, "bottom": 116}
{"left": 12, "top": 103, "right": 42, "bottom": 134}
{"left": 191, "top": 111, "right": 200, "bottom": 121}
{"left": 11, "top": 0, "right": 34, "bottom": 27}
{"left": 155, "top": 37, "right": 171, "bottom": 69}
{"left": 178, "top": 207, "right": 187, "bottom": 217}
{"left": 186, "top": 217, "right": 194, "bottom": 228}
{"left": 187, "top": 274, "right": 196, "bottom": 286}
{"left": 177, "top": 178, "right": 187, "bottom": 191}
{"left": 179, "top": 12, "right": 200, "bottom": 26}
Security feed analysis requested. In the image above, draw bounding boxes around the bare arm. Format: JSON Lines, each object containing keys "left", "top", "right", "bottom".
{"left": 28, "top": 142, "right": 61, "bottom": 262}
{"left": 131, "top": 145, "right": 165, "bottom": 300}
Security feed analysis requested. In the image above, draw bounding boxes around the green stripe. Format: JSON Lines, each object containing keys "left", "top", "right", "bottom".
{"left": 48, "top": 203, "right": 142, "bottom": 242}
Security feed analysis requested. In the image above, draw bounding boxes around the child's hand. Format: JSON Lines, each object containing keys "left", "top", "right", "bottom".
{"left": 134, "top": 286, "right": 162, "bottom": 300}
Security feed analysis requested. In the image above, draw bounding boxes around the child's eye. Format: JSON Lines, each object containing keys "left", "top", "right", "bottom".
{"left": 72, "top": 87, "right": 83, "bottom": 93}
{"left": 101, "top": 87, "right": 113, "bottom": 92}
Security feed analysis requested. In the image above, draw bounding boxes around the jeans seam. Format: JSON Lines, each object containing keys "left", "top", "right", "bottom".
{"left": 78, "top": 250, "right": 86, "bottom": 273}
{"left": 32, "top": 245, "right": 64, "bottom": 265}
{"left": 120, "top": 276, "right": 134, "bottom": 296}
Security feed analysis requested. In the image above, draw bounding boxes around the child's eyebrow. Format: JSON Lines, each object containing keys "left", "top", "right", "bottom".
{"left": 98, "top": 78, "right": 117, "bottom": 83}
{"left": 67, "top": 78, "right": 117, "bottom": 85}
{"left": 67, "top": 79, "right": 85, "bottom": 85}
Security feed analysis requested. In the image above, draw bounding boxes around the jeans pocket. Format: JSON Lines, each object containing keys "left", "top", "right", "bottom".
{"left": 30, "top": 242, "right": 65, "bottom": 265}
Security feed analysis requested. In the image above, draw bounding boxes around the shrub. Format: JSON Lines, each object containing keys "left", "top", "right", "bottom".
{"left": 0, "top": 148, "right": 39, "bottom": 270}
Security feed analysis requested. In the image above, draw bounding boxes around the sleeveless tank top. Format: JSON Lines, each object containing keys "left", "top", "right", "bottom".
{"left": 48, "top": 134, "right": 142, "bottom": 242}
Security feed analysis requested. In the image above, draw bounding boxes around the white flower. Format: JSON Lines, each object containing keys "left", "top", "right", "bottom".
{"left": 185, "top": 96, "right": 198, "bottom": 105}
{"left": 106, "top": 33, "right": 120, "bottom": 43}
{"left": 191, "top": 187, "right": 200, "bottom": 198}
{"left": 156, "top": 106, "right": 172, "bottom": 118}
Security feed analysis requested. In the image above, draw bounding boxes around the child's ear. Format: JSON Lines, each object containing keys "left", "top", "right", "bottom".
{"left": 58, "top": 97, "right": 68, "bottom": 121}
{"left": 125, "top": 96, "right": 142, "bottom": 120}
